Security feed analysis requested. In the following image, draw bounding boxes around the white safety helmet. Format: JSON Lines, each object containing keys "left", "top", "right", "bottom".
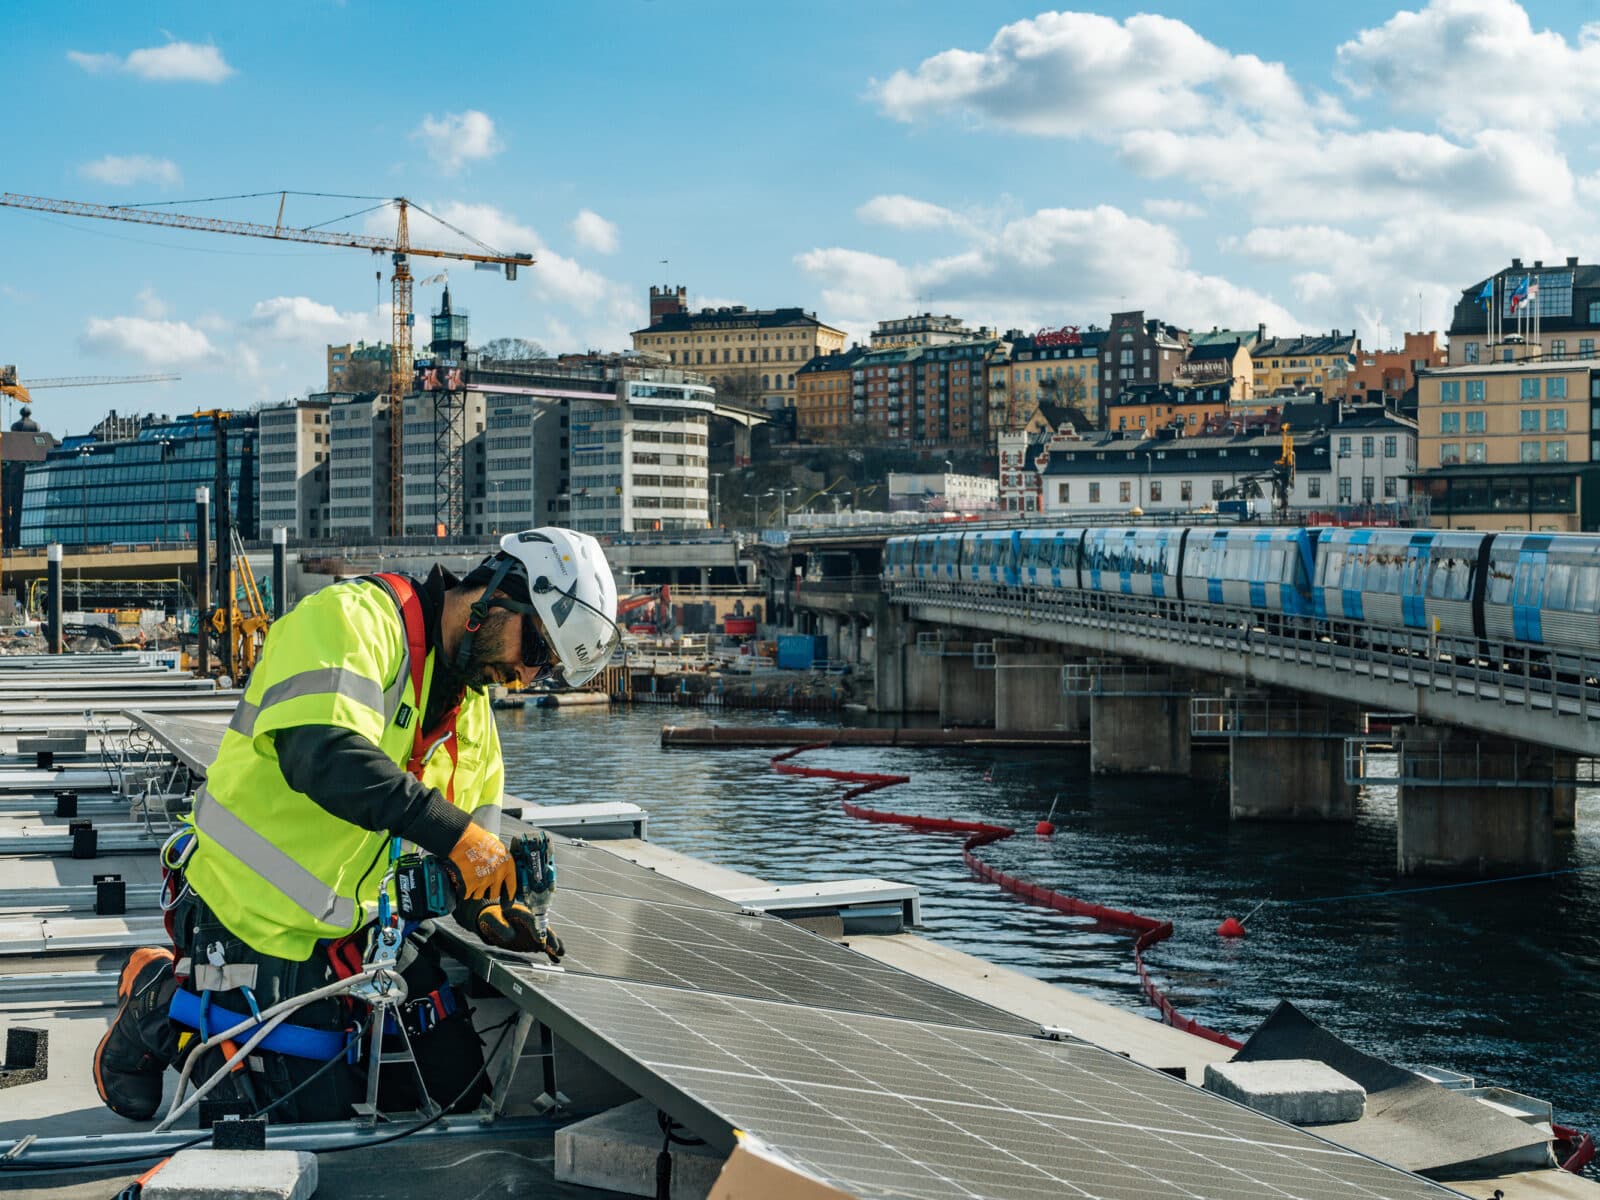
{"left": 459, "top": 527, "right": 622, "bottom": 688}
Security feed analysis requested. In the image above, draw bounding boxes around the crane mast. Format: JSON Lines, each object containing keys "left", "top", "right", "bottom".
{"left": 0, "top": 191, "right": 533, "bottom": 535}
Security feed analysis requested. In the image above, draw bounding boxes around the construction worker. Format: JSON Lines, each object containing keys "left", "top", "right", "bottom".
{"left": 94, "top": 529, "right": 620, "bottom": 1123}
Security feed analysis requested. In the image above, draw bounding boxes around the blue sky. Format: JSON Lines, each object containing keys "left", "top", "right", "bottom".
{"left": 5, "top": 1, "right": 1598, "bottom": 432}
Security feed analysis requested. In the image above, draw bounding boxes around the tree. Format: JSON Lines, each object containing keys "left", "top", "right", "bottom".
{"left": 478, "top": 336, "right": 546, "bottom": 363}
{"left": 335, "top": 358, "right": 389, "bottom": 393}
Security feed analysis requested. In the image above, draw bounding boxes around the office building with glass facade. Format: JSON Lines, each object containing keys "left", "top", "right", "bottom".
{"left": 19, "top": 413, "right": 258, "bottom": 548}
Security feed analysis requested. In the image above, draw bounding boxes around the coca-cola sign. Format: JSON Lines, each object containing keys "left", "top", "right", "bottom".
{"left": 1034, "top": 325, "right": 1082, "bottom": 347}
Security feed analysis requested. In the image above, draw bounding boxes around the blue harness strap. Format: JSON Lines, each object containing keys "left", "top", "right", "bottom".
{"left": 169, "top": 987, "right": 350, "bottom": 1062}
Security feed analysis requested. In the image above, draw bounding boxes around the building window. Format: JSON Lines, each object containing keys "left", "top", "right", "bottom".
{"left": 1520, "top": 409, "right": 1541, "bottom": 431}
{"left": 1549, "top": 377, "right": 1568, "bottom": 399}
{"left": 1552, "top": 339, "right": 1567, "bottom": 357}
{"left": 1307, "top": 476, "right": 1321, "bottom": 498}
{"left": 1149, "top": 480, "right": 1162, "bottom": 502}
{"left": 1548, "top": 408, "right": 1568, "bottom": 431}
{"left": 1338, "top": 436, "right": 1352, "bottom": 457}
{"left": 1361, "top": 436, "right": 1375, "bottom": 458}
{"left": 1057, "top": 483, "right": 1069, "bottom": 504}
{"left": 1582, "top": 338, "right": 1595, "bottom": 356}
{"left": 1211, "top": 479, "right": 1225, "bottom": 500}
{"left": 1466, "top": 442, "right": 1487, "bottom": 463}
{"left": 1180, "top": 481, "right": 1192, "bottom": 501}
{"left": 1338, "top": 477, "right": 1352, "bottom": 502}
{"left": 1439, "top": 381, "right": 1460, "bottom": 402}
{"left": 1089, "top": 482, "right": 1101, "bottom": 503}
{"left": 1119, "top": 481, "right": 1132, "bottom": 503}
{"left": 1590, "top": 300, "right": 1600, "bottom": 323}
{"left": 1548, "top": 440, "right": 1568, "bottom": 462}
{"left": 1384, "top": 477, "right": 1398, "bottom": 498}
{"left": 1520, "top": 378, "right": 1540, "bottom": 399}
{"left": 1465, "top": 410, "right": 1486, "bottom": 433}
{"left": 1466, "top": 380, "right": 1485, "bottom": 402}
{"left": 1521, "top": 440, "right": 1542, "bottom": 462}
{"left": 1362, "top": 477, "right": 1375, "bottom": 501}
{"left": 1383, "top": 435, "right": 1398, "bottom": 457}
{"left": 1440, "top": 443, "right": 1461, "bottom": 465}
{"left": 1439, "top": 412, "right": 1460, "bottom": 434}
{"left": 1463, "top": 342, "right": 1480, "bottom": 363}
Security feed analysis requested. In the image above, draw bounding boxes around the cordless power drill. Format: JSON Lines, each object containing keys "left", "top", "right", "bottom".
{"left": 394, "top": 830, "right": 561, "bottom": 960}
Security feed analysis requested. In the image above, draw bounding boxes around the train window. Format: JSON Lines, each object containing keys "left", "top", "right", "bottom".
{"left": 1545, "top": 562, "right": 1573, "bottom": 610}
{"left": 1486, "top": 562, "right": 1514, "bottom": 604}
{"left": 1319, "top": 548, "right": 1343, "bottom": 586}
{"left": 1575, "top": 566, "right": 1600, "bottom": 613}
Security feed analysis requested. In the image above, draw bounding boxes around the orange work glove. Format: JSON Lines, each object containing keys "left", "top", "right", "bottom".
{"left": 444, "top": 823, "right": 516, "bottom": 905}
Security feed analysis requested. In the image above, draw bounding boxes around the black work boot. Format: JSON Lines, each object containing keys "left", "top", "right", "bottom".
{"left": 94, "top": 946, "right": 179, "bottom": 1120}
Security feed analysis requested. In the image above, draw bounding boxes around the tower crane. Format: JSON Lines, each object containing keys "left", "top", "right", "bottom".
{"left": 0, "top": 367, "right": 182, "bottom": 602}
{"left": 0, "top": 191, "right": 535, "bottom": 535}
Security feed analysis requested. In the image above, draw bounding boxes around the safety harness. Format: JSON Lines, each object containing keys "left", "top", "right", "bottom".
{"left": 168, "top": 572, "right": 464, "bottom": 1060}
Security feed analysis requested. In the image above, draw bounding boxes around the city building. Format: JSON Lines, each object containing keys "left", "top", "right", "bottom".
{"left": 1345, "top": 332, "right": 1446, "bottom": 406}
{"left": 1097, "top": 311, "right": 1190, "bottom": 427}
{"left": 90, "top": 409, "right": 148, "bottom": 443}
{"left": 631, "top": 284, "right": 846, "bottom": 411}
{"left": 256, "top": 398, "right": 329, "bottom": 538}
{"left": 1032, "top": 426, "right": 1331, "bottom": 517}
{"left": 326, "top": 340, "right": 390, "bottom": 392}
{"left": 997, "top": 431, "right": 1049, "bottom": 514}
{"left": 1447, "top": 256, "right": 1600, "bottom": 367}
{"left": 480, "top": 391, "right": 567, "bottom": 536}
{"left": 400, "top": 389, "right": 485, "bottom": 537}
{"left": 569, "top": 375, "right": 715, "bottom": 533}
{"left": 1251, "top": 330, "right": 1359, "bottom": 399}
{"left": 794, "top": 347, "right": 867, "bottom": 441}
{"left": 1414, "top": 358, "right": 1600, "bottom": 530}
{"left": 326, "top": 391, "right": 391, "bottom": 538}
{"left": 870, "top": 313, "right": 993, "bottom": 348}
{"left": 1, "top": 408, "right": 56, "bottom": 550}
{"left": 1106, "top": 379, "right": 1242, "bottom": 436}
{"left": 19, "top": 412, "right": 257, "bottom": 547}
{"left": 1176, "top": 339, "right": 1253, "bottom": 399}
{"left": 1329, "top": 408, "right": 1417, "bottom": 507}
{"left": 991, "top": 327, "right": 1104, "bottom": 438}
{"left": 887, "top": 471, "right": 997, "bottom": 513}
{"left": 1188, "top": 326, "right": 1266, "bottom": 352}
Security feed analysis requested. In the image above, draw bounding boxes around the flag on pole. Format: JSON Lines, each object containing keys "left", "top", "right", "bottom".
{"left": 1525, "top": 277, "right": 1540, "bottom": 307}
{"left": 1477, "top": 279, "right": 1494, "bottom": 306}
{"left": 1509, "top": 277, "right": 1529, "bottom": 314}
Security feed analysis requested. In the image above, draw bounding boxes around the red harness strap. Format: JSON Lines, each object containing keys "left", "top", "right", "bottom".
{"left": 372, "top": 573, "right": 461, "bottom": 803}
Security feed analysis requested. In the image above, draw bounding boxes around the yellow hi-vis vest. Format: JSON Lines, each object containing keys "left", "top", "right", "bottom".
{"left": 182, "top": 578, "right": 503, "bottom": 961}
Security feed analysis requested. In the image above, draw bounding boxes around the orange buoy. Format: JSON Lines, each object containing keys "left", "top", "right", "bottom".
{"left": 1035, "top": 820, "right": 1056, "bottom": 836}
{"left": 1216, "top": 917, "right": 1247, "bottom": 938}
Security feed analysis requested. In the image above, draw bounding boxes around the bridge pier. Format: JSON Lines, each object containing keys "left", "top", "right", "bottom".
{"left": 1207, "top": 695, "right": 1363, "bottom": 822}
{"left": 940, "top": 642, "right": 996, "bottom": 728}
{"left": 1067, "top": 662, "right": 1191, "bottom": 775}
{"left": 1395, "top": 727, "right": 1558, "bottom": 877}
{"left": 872, "top": 603, "right": 939, "bottom": 714}
{"left": 993, "top": 640, "right": 1076, "bottom": 733}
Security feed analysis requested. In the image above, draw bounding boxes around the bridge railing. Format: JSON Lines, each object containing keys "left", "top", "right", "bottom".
{"left": 886, "top": 577, "right": 1600, "bottom": 730}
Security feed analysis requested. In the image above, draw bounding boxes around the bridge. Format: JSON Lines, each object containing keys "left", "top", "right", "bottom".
{"left": 757, "top": 525, "right": 1594, "bottom": 880}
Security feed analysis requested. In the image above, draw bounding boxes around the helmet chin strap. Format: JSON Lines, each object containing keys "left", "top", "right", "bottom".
{"left": 456, "top": 555, "right": 522, "bottom": 673}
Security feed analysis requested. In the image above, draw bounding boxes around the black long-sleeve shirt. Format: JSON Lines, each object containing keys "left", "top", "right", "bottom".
{"left": 274, "top": 566, "right": 472, "bottom": 858}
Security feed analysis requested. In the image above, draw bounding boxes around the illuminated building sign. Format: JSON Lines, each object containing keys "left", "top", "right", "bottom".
{"left": 1034, "top": 325, "right": 1082, "bottom": 347}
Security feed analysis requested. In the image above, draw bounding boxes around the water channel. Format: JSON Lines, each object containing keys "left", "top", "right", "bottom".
{"left": 499, "top": 703, "right": 1600, "bottom": 1143}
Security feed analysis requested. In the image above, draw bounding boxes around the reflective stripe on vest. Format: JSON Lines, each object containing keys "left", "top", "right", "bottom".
{"left": 228, "top": 662, "right": 410, "bottom": 740}
{"left": 191, "top": 783, "right": 359, "bottom": 929}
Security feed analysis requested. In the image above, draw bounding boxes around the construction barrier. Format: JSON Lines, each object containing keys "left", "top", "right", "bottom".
{"left": 770, "top": 743, "right": 1243, "bottom": 1050}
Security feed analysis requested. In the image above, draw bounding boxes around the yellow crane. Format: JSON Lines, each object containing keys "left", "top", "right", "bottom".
{"left": 0, "top": 367, "right": 182, "bottom": 602}
{"left": 0, "top": 191, "right": 535, "bottom": 534}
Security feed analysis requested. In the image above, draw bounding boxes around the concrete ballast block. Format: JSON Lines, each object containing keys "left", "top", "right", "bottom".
{"left": 556, "top": 1098, "right": 725, "bottom": 1199}
{"left": 142, "top": 1149, "right": 318, "bottom": 1200}
{"left": 1203, "top": 1059, "right": 1365, "bottom": 1125}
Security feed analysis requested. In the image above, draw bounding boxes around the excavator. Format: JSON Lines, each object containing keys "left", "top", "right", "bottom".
{"left": 618, "top": 584, "right": 673, "bottom": 635}
{"left": 1215, "top": 423, "right": 1296, "bottom": 520}
{"left": 209, "top": 524, "right": 270, "bottom": 675}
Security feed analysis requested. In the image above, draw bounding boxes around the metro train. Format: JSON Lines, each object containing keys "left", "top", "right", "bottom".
{"left": 881, "top": 526, "right": 1600, "bottom": 658}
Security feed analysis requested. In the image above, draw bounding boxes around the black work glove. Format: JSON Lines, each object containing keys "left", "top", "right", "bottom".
{"left": 454, "top": 898, "right": 564, "bottom": 963}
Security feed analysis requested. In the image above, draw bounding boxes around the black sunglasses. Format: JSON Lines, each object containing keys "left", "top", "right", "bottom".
{"left": 520, "top": 613, "right": 560, "bottom": 682}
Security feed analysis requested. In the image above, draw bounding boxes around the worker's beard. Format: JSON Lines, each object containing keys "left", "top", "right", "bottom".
{"left": 442, "top": 611, "right": 522, "bottom": 695}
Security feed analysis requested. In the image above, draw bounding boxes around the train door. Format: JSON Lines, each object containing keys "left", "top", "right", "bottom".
{"left": 1402, "top": 540, "right": 1428, "bottom": 629}
{"left": 1513, "top": 549, "right": 1547, "bottom": 643}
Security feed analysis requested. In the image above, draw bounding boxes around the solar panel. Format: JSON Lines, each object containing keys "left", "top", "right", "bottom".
{"left": 497, "top": 971, "right": 1467, "bottom": 1200}
{"left": 126, "top": 710, "right": 229, "bottom": 775}
{"left": 447, "top": 887, "right": 1031, "bottom": 1034}
{"left": 537, "top": 832, "right": 742, "bottom": 913}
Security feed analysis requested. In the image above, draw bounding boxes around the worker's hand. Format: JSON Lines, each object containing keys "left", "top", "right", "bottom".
{"left": 464, "top": 899, "right": 564, "bottom": 963}
{"left": 444, "top": 824, "right": 516, "bottom": 906}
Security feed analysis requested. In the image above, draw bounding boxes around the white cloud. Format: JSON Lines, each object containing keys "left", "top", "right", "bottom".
{"left": 134, "top": 287, "right": 170, "bottom": 319}
{"left": 79, "top": 154, "right": 181, "bottom": 188}
{"left": 798, "top": 200, "right": 1299, "bottom": 344}
{"left": 412, "top": 110, "right": 502, "bottom": 174}
{"left": 68, "top": 41, "right": 234, "bottom": 83}
{"left": 874, "top": 11, "right": 1343, "bottom": 137}
{"left": 81, "top": 315, "right": 216, "bottom": 365}
{"left": 1143, "top": 198, "right": 1205, "bottom": 221}
{"left": 856, "top": 194, "right": 970, "bottom": 232}
{"left": 248, "top": 296, "right": 380, "bottom": 343}
{"left": 570, "top": 209, "right": 620, "bottom": 254}
{"left": 1336, "top": 0, "right": 1600, "bottom": 135}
